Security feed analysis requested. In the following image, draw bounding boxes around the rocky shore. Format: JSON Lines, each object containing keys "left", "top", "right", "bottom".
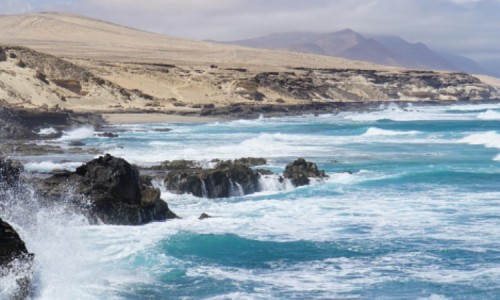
{"left": 1, "top": 149, "right": 328, "bottom": 295}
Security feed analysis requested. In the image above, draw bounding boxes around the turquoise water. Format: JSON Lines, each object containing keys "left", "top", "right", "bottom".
{"left": 7, "top": 103, "right": 500, "bottom": 299}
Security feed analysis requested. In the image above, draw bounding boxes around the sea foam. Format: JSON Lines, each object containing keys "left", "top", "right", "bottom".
{"left": 58, "top": 126, "right": 95, "bottom": 141}
{"left": 362, "top": 127, "right": 421, "bottom": 137}
{"left": 459, "top": 131, "right": 500, "bottom": 149}
{"left": 476, "top": 110, "right": 500, "bottom": 120}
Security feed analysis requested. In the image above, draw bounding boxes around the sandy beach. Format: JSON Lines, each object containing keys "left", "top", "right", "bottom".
{"left": 103, "top": 113, "right": 225, "bottom": 124}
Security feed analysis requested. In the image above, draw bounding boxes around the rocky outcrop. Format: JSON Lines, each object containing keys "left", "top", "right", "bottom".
{"left": 0, "top": 157, "right": 24, "bottom": 188}
{"left": 165, "top": 160, "right": 262, "bottom": 198}
{"left": 0, "top": 219, "right": 34, "bottom": 300}
{"left": 233, "top": 157, "right": 267, "bottom": 167}
{"left": 0, "top": 48, "right": 6, "bottom": 62}
{"left": 0, "top": 106, "right": 38, "bottom": 140}
{"left": 283, "top": 158, "right": 327, "bottom": 187}
{"left": 0, "top": 219, "right": 33, "bottom": 268}
{"left": 36, "top": 154, "right": 178, "bottom": 225}
{"left": 255, "top": 69, "right": 498, "bottom": 102}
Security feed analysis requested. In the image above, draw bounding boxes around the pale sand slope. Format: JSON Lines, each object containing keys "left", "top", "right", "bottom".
{"left": 0, "top": 13, "right": 498, "bottom": 116}
{"left": 0, "top": 12, "right": 390, "bottom": 71}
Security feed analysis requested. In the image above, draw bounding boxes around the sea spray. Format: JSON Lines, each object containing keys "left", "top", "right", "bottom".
{"left": 58, "top": 126, "right": 95, "bottom": 141}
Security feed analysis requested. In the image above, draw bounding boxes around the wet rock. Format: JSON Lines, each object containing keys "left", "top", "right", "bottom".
{"left": 153, "top": 128, "right": 172, "bottom": 132}
{"left": 148, "top": 160, "right": 200, "bottom": 171}
{"left": 36, "top": 154, "right": 178, "bottom": 225}
{"left": 0, "top": 107, "right": 37, "bottom": 141}
{"left": 0, "top": 218, "right": 34, "bottom": 299}
{"left": 165, "top": 161, "right": 262, "bottom": 198}
{"left": 199, "top": 213, "right": 212, "bottom": 220}
{"left": 0, "top": 157, "right": 23, "bottom": 187}
{"left": 0, "top": 48, "right": 6, "bottom": 61}
{"left": 96, "top": 132, "right": 119, "bottom": 138}
{"left": 69, "top": 141, "right": 86, "bottom": 147}
{"left": 283, "top": 158, "right": 327, "bottom": 187}
{"left": 233, "top": 157, "right": 267, "bottom": 167}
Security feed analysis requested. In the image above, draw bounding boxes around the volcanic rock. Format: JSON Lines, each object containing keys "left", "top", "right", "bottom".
{"left": 0, "top": 218, "right": 34, "bottom": 299}
{"left": 283, "top": 158, "right": 327, "bottom": 187}
{"left": 36, "top": 154, "right": 178, "bottom": 225}
{"left": 165, "top": 160, "right": 262, "bottom": 198}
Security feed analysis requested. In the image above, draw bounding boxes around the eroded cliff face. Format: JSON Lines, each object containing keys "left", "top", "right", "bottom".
{"left": 80, "top": 59, "right": 500, "bottom": 111}
{"left": 1, "top": 45, "right": 499, "bottom": 115}
{"left": 254, "top": 69, "right": 497, "bottom": 102}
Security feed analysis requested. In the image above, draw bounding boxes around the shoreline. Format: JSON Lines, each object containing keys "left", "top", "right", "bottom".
{"left": 103, "top": 113, "right": 225, "bottom": 124}
{"left": 94, "top": 99, "right": 500, "bottom": 125}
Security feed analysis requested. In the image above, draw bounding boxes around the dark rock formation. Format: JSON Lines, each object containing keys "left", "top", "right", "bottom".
{"left": 0, "top": 219, "right": 33, "bottom": 268}
{"left": 165, "top": 160, "right": 262, "bottom": 198}
{"left": 283, "top": 158, "right": 327, "bottom": 187}
{"left": 96, "top": 132, "right": 119, "bottom": 138}
{"left": 36, "top": 154, "right": 178, "bottom": 225}
{"left": 199, "top": 213, "right": 212, "bottom": 220}
{"left": 0, "top": 106, "right": 38, "bottom": 140}
{"left": 69, "top": 141, "right": 86, "bottom": 147}
{"left": 233, "top": 157, "right": 267, "bottom": 167}
{"left": 0, "top": 157, "right": 24, "bottom": 188}
{"left": 0, "top": 48, "right": 6, "bottom": 62}
{"left": 0, "top": 219, "right": 34, "bottom": 300}
{"left": 148, "top": 160, "right": 200, "bottom": 171}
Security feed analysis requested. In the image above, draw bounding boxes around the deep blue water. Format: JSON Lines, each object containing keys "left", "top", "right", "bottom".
{"left": 4, "top": 103, "right": 500, "bottom": 299}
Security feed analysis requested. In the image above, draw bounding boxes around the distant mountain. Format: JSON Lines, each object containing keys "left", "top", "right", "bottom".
{"left": 367, "top": 35, "right": 456, "bottom": 70}
{"left": 223, "top": 30, "right": 493, "bottom": 76}
{"left": 477, "top": 59, "right": 500, "bottom": 78}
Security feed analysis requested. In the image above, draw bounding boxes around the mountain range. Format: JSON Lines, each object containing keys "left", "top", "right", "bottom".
{"left": 221, "top": 29, "right": 493, "bottom": 76}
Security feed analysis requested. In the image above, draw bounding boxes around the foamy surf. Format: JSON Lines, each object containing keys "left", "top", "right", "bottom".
{"left": 362, "top": 127, "right": 421, "bottom": 136}
{"left": 458, "top": 131, "right": 500, "bottom": 149}
{"left": 476, "top": 109, "right": 500, "bottom": 120}
{"left": 58, "top": 126, "right": 95, "bottom": 141}
{"left": 4, "top": 102, "right": 500, "bottom": 299}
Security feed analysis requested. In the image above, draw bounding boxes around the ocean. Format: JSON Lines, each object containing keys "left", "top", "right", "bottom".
{"left": 2, "top": 103, "right": 500, "bottom": 299}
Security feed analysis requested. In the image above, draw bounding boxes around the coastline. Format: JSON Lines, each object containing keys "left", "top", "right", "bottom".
{"left": 95, "top": 99, "right": 500, "bottom": 126}
{"left": 103, "top": 113, "right": 225, "bottom": 124}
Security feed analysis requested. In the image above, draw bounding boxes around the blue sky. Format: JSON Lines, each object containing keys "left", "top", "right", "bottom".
{"left": 1, "top": 0, "right": 499, "bottom": 62}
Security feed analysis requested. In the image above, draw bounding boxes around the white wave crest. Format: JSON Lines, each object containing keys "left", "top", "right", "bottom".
{"left": 58, "top": 126, "right": 95, "bottom": 141}
{"left": 476, "top": 110, "right": 500, "bottom": 120}
{"left": 362, "top": 127, "right": 421, "bottom": 137}
{"left": 459, "top": 131, "right": 500, "bottom": 149}
{"left": 37, "top": 127, "right": 58, "bottom": 135}
{"left": 24, "top": 161, "right": 83, "bottom": 172}
{"left": 327, "top": 170, "right": 394, "bottom": 185}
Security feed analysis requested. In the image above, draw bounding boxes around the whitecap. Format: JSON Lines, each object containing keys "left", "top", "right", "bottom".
{"left": 476, "top": 110, "right": 500, "bottom": 120}
{"left": 24, "top": 161, "right": 83, "bottom": 172}
{"left": 58, "top": 126, "right": 95, "bottom": 141}
{"left": 362, "top": 127, "right": 421, "bottom": 137}
{"left": 458, "top": 131, "right": 500, "bottom": 149}
{"left": 37, "top": 127, "right": 58, "bottom": 135}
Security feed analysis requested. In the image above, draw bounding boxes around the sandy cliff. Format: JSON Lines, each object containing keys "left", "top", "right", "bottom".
{"left": 0, "top": 13, "right": 499, "bottom": 114}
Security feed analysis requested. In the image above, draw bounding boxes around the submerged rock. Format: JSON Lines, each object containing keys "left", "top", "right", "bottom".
{"left": 283, "top": 158, "right": 327, "bottom": 187}
{"left": 36, "top": 154, "right": 178, "bottom": 225}
{"left": 165, "top": 160, "right": 262, "bottom": 198}
{"left": 0, "top": 218, "right": 34, "bottom": 299}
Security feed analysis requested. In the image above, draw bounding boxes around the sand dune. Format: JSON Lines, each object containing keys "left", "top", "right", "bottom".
{"left": 0, "top": 12, "right": 388, "bottom": 71}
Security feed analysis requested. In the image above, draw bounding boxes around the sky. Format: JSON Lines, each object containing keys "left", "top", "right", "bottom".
{"left": 1, "top": 0, "right": 499, "bottom": 62}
